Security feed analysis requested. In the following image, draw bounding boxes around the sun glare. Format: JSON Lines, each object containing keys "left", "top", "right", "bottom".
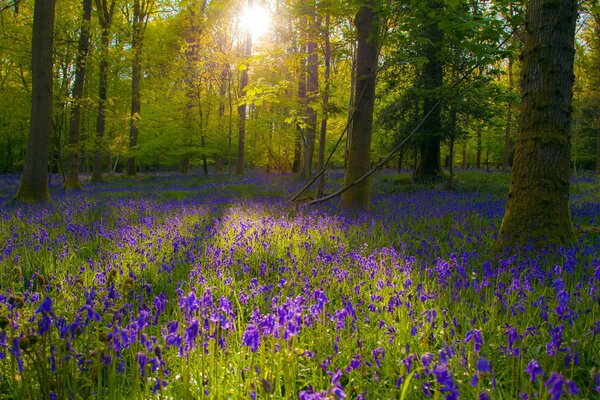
{"left": 240, "top": 5, "right": 271, "bottom": 40}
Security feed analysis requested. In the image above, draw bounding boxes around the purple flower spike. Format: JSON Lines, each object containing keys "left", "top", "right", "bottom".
{"left": 242, "top": 324, "right": 261, "bottom": 352}
{"left": 476, "top": 356, "right": 491, "bottom": 374}
{"left": 525, "top": 359, "right": 543, "bottom": 382}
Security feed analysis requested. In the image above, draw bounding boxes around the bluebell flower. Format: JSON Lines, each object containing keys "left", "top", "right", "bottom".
{"left": 242, "top": 324, "right": 260, "bottom": 352}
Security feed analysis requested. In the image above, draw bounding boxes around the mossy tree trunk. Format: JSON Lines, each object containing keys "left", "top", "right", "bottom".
{"left": 341, "top": 1, "right": 379, "bottom": 210}
{"left": 13, "top": 0, "right": 55, "bottom": 203}
{"left": 496, "top": 0, "right": 577, "bottom": 249}
{"left": 65, "top": 0, "right": 92, "bottom": 191}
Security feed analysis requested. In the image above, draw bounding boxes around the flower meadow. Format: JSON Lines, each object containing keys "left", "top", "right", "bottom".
{"left": 0, "top": 171, "right": 598, "bottom": 399}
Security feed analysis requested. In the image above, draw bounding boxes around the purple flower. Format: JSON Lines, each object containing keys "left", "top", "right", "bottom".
{"left": 373, "top": 347, "right": 385, "bottom": 368}
{"left": 36, "top": 297, "right": 53, "bottom": 314}
{"left": 242, "top": 325, "right": 261, "bottom": 352}
{"left": 465, "top": 329, "right": 483, "bottom": 352}
{"left": 476, "top": 356, "right": 491, "bottom": 374}
{"left": 545, "top": 372, "right": 565, "bottom": 400}
{"left": 525, "top": 359, "right": 543, "bottom": 382}
{"left": 183, "top": 319, "right": 199, "bottom": 349}
{"left": 38, "top": 315, "right": 51, "bottom": 335}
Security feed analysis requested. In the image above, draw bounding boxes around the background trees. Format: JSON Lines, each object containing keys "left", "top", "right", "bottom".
{"left": 1, "top": 0, "right": 598, "bottom": 211}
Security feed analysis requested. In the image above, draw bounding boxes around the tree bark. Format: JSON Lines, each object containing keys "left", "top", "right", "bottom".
{"left": 127, "top": 0, "right": 143, "bottom": 176}
{"left": 303, "top": 16, "right": 318, "bottom": 180}
{"left": 496, "top": 0, "right": 577, "bottom": 249}
{"left": 414, "top": 0, "right": 444, "bottom": 182}
{"left": 341, "top": 2, "right": 379, "bottom": 210}
{"left": 236, "top": 0, "right": 253, "bottom": 175}
{"left": 317, "top": 14, "right": 331, "bottom": 199}
{"left": 91, "top": 0, "right": 115, "bottom": 182}
{"left": 13, "top": 0, "right": 55, "bottom": 202}
{"left": 65, "top": 0, "right": 92, "bottom": 191}
{"left": 502, "top": 56, "right": 514, "bottom": 170}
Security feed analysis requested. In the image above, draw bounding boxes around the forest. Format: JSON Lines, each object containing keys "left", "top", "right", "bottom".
{"left": 0, "top": 0, "right": 599, "bottom": 398}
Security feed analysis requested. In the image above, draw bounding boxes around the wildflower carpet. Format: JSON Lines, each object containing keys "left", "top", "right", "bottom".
{"left": 0, "top": 171, "right": 598, "bottom": 399}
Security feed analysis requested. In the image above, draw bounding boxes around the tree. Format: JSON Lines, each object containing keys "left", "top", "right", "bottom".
{"left": 65, "top": 0, "right": 93, "bottom": 191}
{"left": 91, "top": 0, "right": 116, "bottom": 182}
{"left": 496, "top": 0, "right": 577, "bottom": 248}
{"left": 13, "top": 0, "right": 55, "bottom": 202}
{"left": 236, "top": 0, "right": 253, "bottom": 175}
{"left": 340, "top": 0, "right": 379, "bottom": 210}
{"left": 413, "top": 0, "right": 444, "bottom": 182}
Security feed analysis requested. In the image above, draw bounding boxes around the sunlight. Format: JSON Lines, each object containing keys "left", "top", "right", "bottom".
{"left": 240, "top": 4, "right": 271, "bottom": 40}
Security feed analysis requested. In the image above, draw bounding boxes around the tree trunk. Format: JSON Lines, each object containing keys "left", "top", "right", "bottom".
{"left": 496, "top": 0, "right": 577, "bottom": 249}
{"left": 303, "top": 36, "right": 318, "bottom": 180}
{"left": 502, "top": 56, "right": 514, "bottom": 170}
{"left": 414, "top": 0, "right": 444, "bottom": 182}
{"left": 594, "top": 15, "right": 600, "bottom": 175}
{"left": 91, "top": 0, "right": 114, "bottom": 183}
{"left": 295, "top": 39, "right": 307, "bottom": 176}
{"left": 317, "top": 14, "right": 331, "bottom": 199}
{"left": 127, "top": 0, "right": 143, "bottom": 176}
{"left": 476, "top": 127, "right": 482, "bottom": 169}
{"left": 341, "top": 2, "right": 379, "bottom": 210}
{"left": 236, "top": 0, "right": 253, "bottom": 175}
{"left": 13, "top": 0, "right": 55, "bottom": 202}
{"left": 65, "top": 0, "right": 92, "bottom": 191}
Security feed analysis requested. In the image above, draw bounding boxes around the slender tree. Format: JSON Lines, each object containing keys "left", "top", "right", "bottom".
{"left": 65, "top": 0, "right": 93, "bottom": 191}
{"left": 341, "top": 0, "right": 379, "bottom": 210}
{"left": 496, "top": 0, "right": 577, "bottom": 248}
{"left": 91, "top": 0, "right": 116, "bottom": 182}
{"left": 413, "top": 0, "right": 444, "bottom": 182}
{"left": 236, "top": 0, "right": 253, "bottom": 175}
{"left": 13, "top": 0, "right": 55, "bottom": 202}
{"left": 303, "top": 9, "right": 319, "bottom": 180}
{"left": 317, "top": 13, "right": 331, "bottom": 198}
{"left": 127, "top": 0, "right": 143, "bottom": 176}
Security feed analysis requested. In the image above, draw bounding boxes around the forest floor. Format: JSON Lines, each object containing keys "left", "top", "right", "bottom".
{"left": 0, "top": 170, "right": 598, "bottom": 399}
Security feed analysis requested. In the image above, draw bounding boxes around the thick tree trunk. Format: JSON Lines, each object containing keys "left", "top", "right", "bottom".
{"left": 414, "top": 0, "right": 444, "bottom": 182}
{"left": 317, "top": 14, "right": 331, "bottom": 199}
{"left": 65, "top": 0, "right": 92, "bottom": 191}
{"left": 236, "top": 0, "right": 253, "bottom": 175}
{"left": 13, "top": 0, "right": 55, "bottom": 202}
{"left": 341, "top": 2, "right": 379, "bottom": 210}
{"left": 496, "top": 0, "right": 577, "bottom": 249}
{"left": 476, "top": 127, "right": 482, "bottom": 169}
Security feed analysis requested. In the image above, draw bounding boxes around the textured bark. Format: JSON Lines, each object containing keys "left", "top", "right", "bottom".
{"left": 414, "top": 0, "right": 444, "bottom": 182}
{"left": 65, "top": 0, "right": 92, "bottom": 191}
{"left": 595, "top": 15, "right": 600, "bottom": 175}
{"left": 13, "top": 0, "right": 55, "bottom": 202}
{"left": 341, "top": 2, "right": 379, "bottom": 210}
{"left": 497, "top": 0, "right": 577, "bottom": 249}
{"left": 91, "top": 0, "right": 115, "bottom": 183}
{"left": 236, "top": 0, "right": 253, "bottom": 175}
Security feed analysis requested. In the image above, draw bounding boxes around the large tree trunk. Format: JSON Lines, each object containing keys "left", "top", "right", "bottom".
{"left": 91, "top": 0, "right": 114, "bottom": 183}
{"left": 65, "top": 0, "right": 92, "bottom": 191}
{"left": 414, "top": 0, "right": 444, "bottom": 182}
{"left": 236, "top": 0, "right": 253, "bottom": 175}
{"left": 341, "top": 2, "right": 379, "bottom": 210}
{"left": 317, "top": 14, "right": 331, "bottom": 199}
{"left": 496, "top": 0, "right": 577, "bottom": 249}
{"left": 13, "top": 0, "right": 55, "bottom": 202}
